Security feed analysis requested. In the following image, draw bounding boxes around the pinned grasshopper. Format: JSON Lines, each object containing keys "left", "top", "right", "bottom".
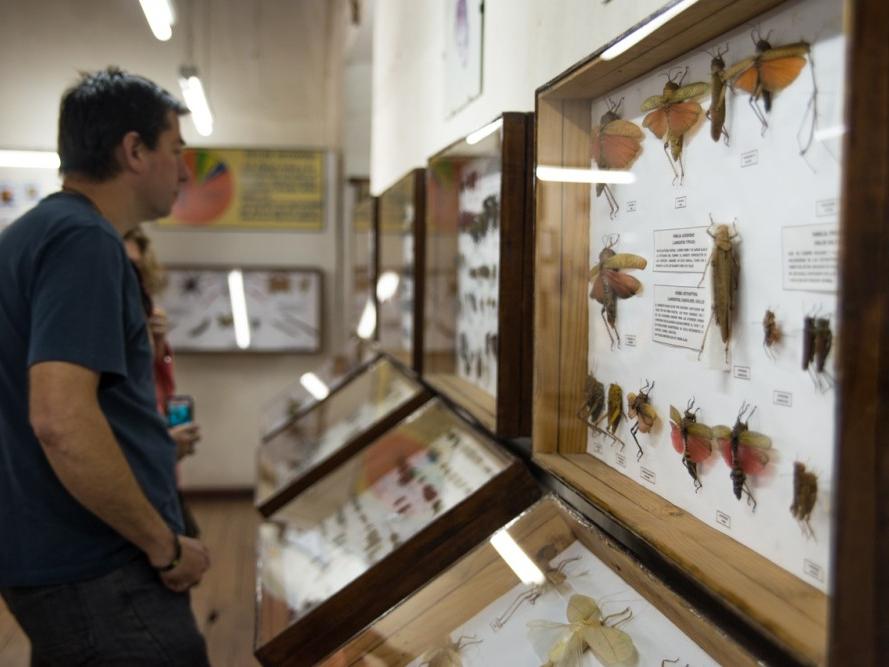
{"left": 698, "top": 217, "right": 740, "bottom": 365}
{"left": 712, "top": 403, "right": 772, "bottom": 511}
{"left": 591, "top": 97, "right": 644, "bottom": 218}
{"left": 706, "top": 45, "right": 730, "bottom": 144}
{"left": 627, "top": 380, "right": 659, "bottom": 461}
{"left": 589, "top": 235, "right": 647, "bottom": 349}
{"left": 670, "top": 399, "right": 714, "bottom": 492}
{"left": 578, "top": 373, "right": 624, "bottom": 449}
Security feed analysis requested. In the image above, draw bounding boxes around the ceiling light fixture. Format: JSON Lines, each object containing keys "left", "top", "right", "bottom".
{"left": 139, "top": 0, "right": 176, "bottom": 42}
{"left": 0, "top": 150, "right": 60, "bottom": 169}
{"left": 178, "top": 66, "right": 214, "bottom": 136}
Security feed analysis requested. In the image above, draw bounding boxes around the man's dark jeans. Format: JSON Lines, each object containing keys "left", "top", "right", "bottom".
{"left": 1, "top": 557, "right": 210, "bottom": 666}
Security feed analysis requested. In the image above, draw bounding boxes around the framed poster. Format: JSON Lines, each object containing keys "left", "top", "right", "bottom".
{"left": 158, "top": 148, "right": 326, "bottom": 231}
{"left": 158, "top": 265, "right": 322, "bottom": 353}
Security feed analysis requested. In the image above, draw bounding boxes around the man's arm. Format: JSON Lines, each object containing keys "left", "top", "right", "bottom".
{"left": 29, "top": 360, "right": 209, "bottom": 592}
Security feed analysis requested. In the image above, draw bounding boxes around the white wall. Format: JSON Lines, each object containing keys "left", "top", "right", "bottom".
{"left": 370, "top": 0, "right": 670, "bottom": 193}
{"left": 0, "top": 0, "right": 352, "bottom": 489}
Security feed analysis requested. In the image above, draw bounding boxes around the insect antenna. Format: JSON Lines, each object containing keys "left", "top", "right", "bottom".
{"left": 602, "top": 607, "right": 634, "bottom": 628}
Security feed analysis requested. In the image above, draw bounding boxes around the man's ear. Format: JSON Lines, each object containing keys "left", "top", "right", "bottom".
{"left": 118, "top": 131, "right": 147, "bottom": 174}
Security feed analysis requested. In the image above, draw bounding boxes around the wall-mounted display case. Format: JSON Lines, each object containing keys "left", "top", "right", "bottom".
{"left": 533, "top": 0, "right": 888, "bottom": 663}
{"left": 256, "top": 357, "right": 430, "bottom": 516}
{"left": 254, "top": 399, "right": 540, "bottom": 666}
{"left": 322, "top": 495, "right": 755, "bottom": 666}
{"left": 423, "top": 113, "right": 535, "bottom": 438}
{"left": 376, "top": 169, "right": 426, "bottom": 371}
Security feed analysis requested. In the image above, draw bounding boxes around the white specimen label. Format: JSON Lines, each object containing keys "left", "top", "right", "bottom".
{"left": 652, "top": 285, "right": 709, "bottom": 350}
{"left": 653, "top": 226, "right": 711, "bottom": 273}
{"left": 782, "top": 223, "right": 839, "bottom": 291}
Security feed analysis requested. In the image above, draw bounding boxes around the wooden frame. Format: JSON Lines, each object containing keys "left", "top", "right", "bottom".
{"left": 422, "top": 112, "right": 535, "bottom": 438}
{"left": 376, "top": 168, "right": 427, "bottom": 372}
{"left": 323, "top": 495, "right": 756, "bottom": 666}
{"left": 532, "top": 0, "right": 888, "bottom": 664}
{"left": 254, "top": 401, "right": 541, "bottom": 667}
{"left": 347, "top": 178, "right": 378, "bottom": 338}
{"left": 255, "top": 356, "right": 431, "bottom": 516}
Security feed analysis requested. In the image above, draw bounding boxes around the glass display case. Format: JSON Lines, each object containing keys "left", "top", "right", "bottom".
{"left": 254, "top": 399, "right": 540, "bottom": 666}
{"left": 348, "top": 178, "right": 378, "bottom": 337}
{"left": 423, "top": 113, "right": 534, "bottom": 437}
{"left": 322, "top": 495, "right": 755, "bottom": 666}
{"left": 376, "top": 169, "right": 425, "bottom": 371}
{"left": 256, "top": 357, "right": 431, "bottom": 516}
{"left": 533, "top": 0, "right": 887, "bottom": 663}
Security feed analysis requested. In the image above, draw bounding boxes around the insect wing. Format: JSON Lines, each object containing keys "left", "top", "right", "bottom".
{"left": 737, "top": 431, "right": 772, "bottom": 474}
{"left": 419, "top": 647, "right": 461, "bottom": 667}
{"left": 730, "top": 64, "right": 760, "bottom": 95}
{"left": 670, "top": 421, "right": 685, "bottom": 454}
{"left": 527, "top": 621, "right": 583, "bottom": 667}
{"left": 591, "top": 127, "right": 603, "bottom": 165}
{"left": 641, "top": 93, "right": 670, "bottom": 112}
{"left": 602, "top": 119, "right": 645, "bottom": 140}
{"left": 566, "top": 594, "right": 601, "bottom": 624}
{"left": 599, "top": 133, "right": 644, "bottom": 170}
{"left": 711, "top": 425, "right": 734, "bottom": 467}
{"left": 626, "top": 393, "right": 638, "bottom": 418}
{"left": 642, "top": 109, "right": 668, "bottom": 139}
{"left": 758, "top": 56, "right": 807, "bottom": 92}
{"left": 590, "top": 273, "right": 607, "bottom": 302}
{"left": 638, "top": 403, "right": 658, "bottom": 429}
{"left": 602, "top": 252, "right": 647, "bottom": 271}
{"left": 672, "top": 81, "right": 709, "bottom": 101}
{"left": 685, "top": 422, "right": 713, "bottom": 462}
{"left": 581, "top": 624, "right": 637, "bottom": 667}
{"left": 665, "top": 101, "right": 703, "bottom": 136}
{"left": 602, "top": 269, "right": 642, "bottom": 299}
{"left": 670, "top": 405, "right": 683, "bottom": 425}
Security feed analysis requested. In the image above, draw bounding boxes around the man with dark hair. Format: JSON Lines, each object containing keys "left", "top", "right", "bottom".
{"left": 0, "top": 67, "right": 211, "bottom": 665}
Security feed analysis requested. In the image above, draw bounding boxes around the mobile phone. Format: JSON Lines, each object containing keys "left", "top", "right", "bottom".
{"left": 167, "top": 395, "right": 194, "bottom": 427}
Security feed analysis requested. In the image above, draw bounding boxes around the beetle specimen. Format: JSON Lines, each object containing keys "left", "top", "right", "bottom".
{"left": 590, "top": 97, "right": 644, "bottom": 218}
{"left": 706, "top": 45, "right": 730, "bottom": 143}
{"left": 528, "top": 594, "right": 636, "bottom": 667}
{"left": 724, "top": 30, "right": 810, "bottom": 138}
{"left": 791, "top": 461, "right": 818, "bottom": 539}
{"left": 698, "top": 218, "right": 740, "bottom": 364}
{"left": 670, "top": 399, "right": 713, "bottom": 491}
{"left": 627, "top": 380, "right": 659, "bottom": 460}
{"left": 641, "top": 67, "right": 709, "bottom": 184}
{"left": 606, "top": 383, "right": 624, "bottom": 437}
{"left": 418, "top": 635, "right": 483, "bottom": 667}
{"left": 763, "top": 309, "right": 782, "bottom": 358}
{"left": 712, "top": 403, "right": 772, "bottom": 510}
{"left": 589, "top": 235, "right": 647, "bottom": 348}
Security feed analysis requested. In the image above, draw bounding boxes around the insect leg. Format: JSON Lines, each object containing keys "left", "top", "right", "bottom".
{"left": 662, "top": 141, "right": 680, "bottom": 182}
{"left": 698, "top": 312, "right": 714, "bottom": 361}
{"left": 749, "top": 95, "right": 769, "bottom": 135}
{"left": 744, "top": 482, "right": 757, "bottom": 512}
{"left": 603, "top": 184, "right": 619, "bottom": 219}
{"left": 630, "top": 423, "right": 643, "bottom": 460}
{"left": 600, "top": 306, "right": 616, "bottom": 348}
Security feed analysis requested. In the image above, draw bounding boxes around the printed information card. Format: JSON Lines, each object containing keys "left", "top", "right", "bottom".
{"left": 782, "top": 223, "right": 839, "bottom": 291}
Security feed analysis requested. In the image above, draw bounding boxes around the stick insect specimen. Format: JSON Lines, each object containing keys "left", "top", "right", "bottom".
{"left": 724, "top": 30, "right": 813, "bottom": 150}
{"left": 528, "top": 594, "right": 636, "bottom": 667}
{"left": 641, "top": 66, "right": 709, "bottom": 184}
{"left": 670, "top": 399, "right": 713, "bottom": 492}
{"left": 418, "top": 635, "right": 483, "bottom": 667}
{"left": 712, "top": 403, "right": 772, "bottom": 510}
{"left": 698, "top": 218, "right": 740, "bottom": 364}
{"left": 627, "top": 380, "right": 659, "bottom": 460}
{"left": 491, "top": 546, "right": 582, "bottom": 631}
{"left": 706, "top": 45, "right": 730, "bottom": 143}
{"left": 802, "top": 314, "right": 833, "bottom": 390}
{"left": 589, "top": 235, "right": 647, "bottom": 348}
{"left": 763, "top": 309, "right": 782, "bottom": 358}
{"left": 590, "top": 97, "right": 644, "bottom": 218}
{"left": 791, "top": 461, "right": 818, "bottom": 539}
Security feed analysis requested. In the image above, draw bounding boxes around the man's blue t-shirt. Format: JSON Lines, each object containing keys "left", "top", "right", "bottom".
{"left": 0, "top": 191, "right": 183, "bottom": 586}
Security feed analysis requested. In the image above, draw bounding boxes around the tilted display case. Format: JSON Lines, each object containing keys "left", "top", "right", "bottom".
{"left": 376, "top": 169, "right": 426, "bottom": 372}
{"left": 423, "top": 113, "right": 535, "bottom": 438}
{"left": 533, "top": 0, "right": 889, "bottom": 663}
{"left": 254, "top": 399, "right": 540, "bottom": 666}
{"left": 256, "top": 356, "right": 431, "bottom": 516}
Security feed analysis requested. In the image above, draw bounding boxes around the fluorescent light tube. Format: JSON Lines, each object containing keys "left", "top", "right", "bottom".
{"left": 178, "top": 68, "right": 214, "bottom": 137}
{"left": 0, "top": 150, "right": 60, "bottom": 169}
{"left": 299, "top": 372, "right": 330, "bottom": 400}
{"left": 227, "top": 269, "right": 251, "bottom": 350}
{"left": 466, "top": 118, "right": 503, "bottom": 146}
{"left": 536, "top": 165, "right": 636, "bottom": 185}
{"left": 356, "top": 299, "right": 377, "bottom": 339}
{"left": 489, "top": 530, "right": 545, "bottom": 586}
{"left": 601, "top": 0, "right": 700, "bottom": 60}
{"left": 376, "top": 270, "right": 400, "bottom": 302}
{"left": 139, "top": 0, "right": 175, "bottom": 42}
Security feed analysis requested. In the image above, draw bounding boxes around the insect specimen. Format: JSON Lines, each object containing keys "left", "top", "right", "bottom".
{"left": 589, "top": 235, "right": 647, "bottom": 348}
{"left": 791, "top": 461, "right": 818, "bottom": 539}
{"left": 706, "top": 46, "right": 730, "bottom": 143}
{"left": 528, "top": 594, "right": 636, "bottom": 667}
{"left": 577, "top": 373, "right": 619, "bottom": 445}
{"left": 590, "top": 97, "right": 644, "bottom": 218}
{"left": 670, "top": 399, "right": 714, "bottom": 491}
{"left": 627, "top": 380, "right": 659, "bottom": 460}
{"left": 814, "top": 317, "right": 833, "bottom": 373}
{"left": 418, "top": 635, "right": 483, "bottom": 667}
{"left": 724, "top": 30, "right": 810, "bottom": 138}
{"left": 187, "top": 317, "right": 211, "bottom": 338}
{"left": 491, "top": 546, "right": 582, "bottom": 631}
{"left": 763, "top": 309, "right": 782, "bottom": 358}
{"left": 606, "top": 383, "right": 623, "bottom": 437}
{"left": 268, "top": 273, "right": 291, "bottom": 293}
{"left": 641, "top": 67, "right": 709, "bottom": 184}
{"left": 802, "top": 314, "right": 833, "bottom": 390}
{"left": 698, "top": 218, "right": 740, "bottom": 364}
{"left": 712, "top": 403, "right": 772, "bottom": 510}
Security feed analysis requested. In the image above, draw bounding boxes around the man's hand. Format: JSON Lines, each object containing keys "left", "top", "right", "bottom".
{"left": 170, "top": 422, "right": 201, "bottom": 460}
{"left": 158, "top": 536, "right": 211, "bottom": 593}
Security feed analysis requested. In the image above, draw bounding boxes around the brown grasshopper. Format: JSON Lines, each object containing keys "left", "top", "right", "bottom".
{"left": 698, "top": 217, "right": 740, "bottom": 365}
{"left": 706, "top": 45, "right": 730, "bottom": 144}
{"left": 589, "top": 235, "right": 647, "bottom": 349}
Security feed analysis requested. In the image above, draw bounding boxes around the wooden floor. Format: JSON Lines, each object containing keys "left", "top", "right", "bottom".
{"left": 0, "top": 495, "right": 260, "bottom": 667}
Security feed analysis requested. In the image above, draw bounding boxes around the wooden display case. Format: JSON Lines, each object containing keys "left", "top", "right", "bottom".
{"left": 423, "top": 113, "right": 535, "bottom": 438}
{"left": 254, "top": 399, "right": 540, "bottom": 666}
{"left": 533, "top": 0, "right": 888, "bottom": 663}
{"left": 256, "top": 356, "right": 431, "bottom": 516}
{"left": 322, "top": 495, "right": 755, "bottom": 666}
{"left": 376, "top": 169, "right": 426, "bottom": 372}
{"left": 348, "top": 178, "right": 378, "bottom": 337}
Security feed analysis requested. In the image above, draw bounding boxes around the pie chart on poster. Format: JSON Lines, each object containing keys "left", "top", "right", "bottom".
{"left": 171, "top": 150, "right": 234, "bottom": 224}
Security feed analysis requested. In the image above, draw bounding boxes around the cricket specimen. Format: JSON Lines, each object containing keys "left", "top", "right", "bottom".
{"left": 698, "top": 218, "right": 740, "bottom": 364}
{"left": 706, "top": 45, "right": 730, "bottom": 143}
{"left": 791, "top": 461, "right": 818, "bottom": 539}
{"left": 641, "top": 67, "right": 709, "bottom": 184}
{"left": 418, "top": 635, "right": 483, "bottom": 667}
{"left": 627, "top": 380, "right": 659, "bottom": 460}
{"left": 762, "top": 309, "right": 782, "bottom": 358}
{"left": 670, "top": 399, "right": 714, "bottom": 491}
{"left": 712, "top": 403, "right": 772, "bottom": 510}
{"left": 589, "top": 235, "right": 647, "bottom": 348}
{"left": 528, "top": 594, "right": 636, "bottom": 667}
{"left": 590, "top": 97, "right": 644, "bottom": 218}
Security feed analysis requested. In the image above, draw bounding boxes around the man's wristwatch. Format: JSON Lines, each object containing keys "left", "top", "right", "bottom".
{"left": 154, "top": 534, "right": 182, "bottom": 573}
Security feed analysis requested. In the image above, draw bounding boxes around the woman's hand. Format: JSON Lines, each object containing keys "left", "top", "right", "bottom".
{"left": 169, "top": 422, "right": 201, "bottom": 460}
